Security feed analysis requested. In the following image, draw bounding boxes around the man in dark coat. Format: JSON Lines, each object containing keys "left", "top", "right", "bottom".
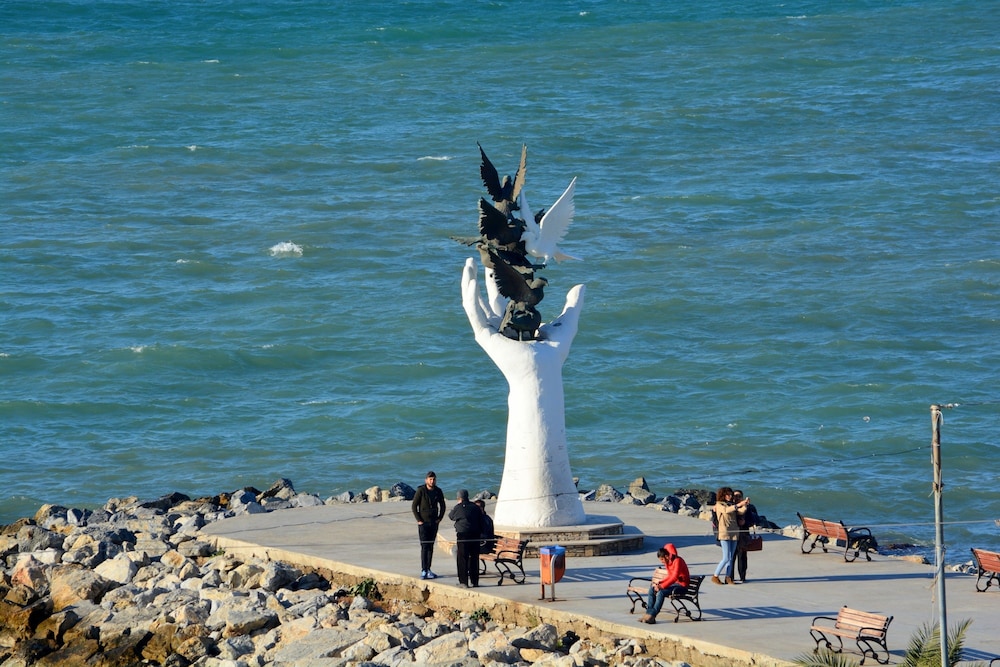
{"left": 449, "top": 489, "right": 484, "bottom": 587}
{"left": 411, "top": 471, "right": 446, "bottom": 579}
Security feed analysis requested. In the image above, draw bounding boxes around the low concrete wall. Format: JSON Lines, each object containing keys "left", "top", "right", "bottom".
{"left": 207, "top": 534, "right": 793, "bottom": 667}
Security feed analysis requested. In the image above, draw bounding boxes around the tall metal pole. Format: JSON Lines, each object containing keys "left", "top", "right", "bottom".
{"left": 930, "top": 404, "right": 948, "bottom": 667}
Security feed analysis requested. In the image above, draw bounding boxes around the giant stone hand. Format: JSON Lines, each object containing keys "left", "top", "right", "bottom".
{"left": 461, "top": 257, "right": 587, "bottom": 527}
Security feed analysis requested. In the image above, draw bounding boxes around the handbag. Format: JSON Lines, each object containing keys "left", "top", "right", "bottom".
{"left": 745, "top": 534, "right": 763, "bottom": 552}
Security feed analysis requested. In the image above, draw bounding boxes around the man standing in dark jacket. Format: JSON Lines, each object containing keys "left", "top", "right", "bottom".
{"left": 412, "top": 471, "right": 446, "bottom": 580}
{"left": 449, "top": 489, "right": 483, "bottom": 588}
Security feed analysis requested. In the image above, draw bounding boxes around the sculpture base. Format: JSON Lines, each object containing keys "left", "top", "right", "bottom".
{"left": 494, "top": 514, "right": 645, "bottom": 557}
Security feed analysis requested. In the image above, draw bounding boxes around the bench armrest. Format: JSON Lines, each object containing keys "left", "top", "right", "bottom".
{"left": 628, "top": 576, "right": 652, "bottom": 587}
{"left": 811, "top": 615, "right": 838, "bottom": 625}
{"left": 857, "top": 624, "right": 888, "bottom": 638}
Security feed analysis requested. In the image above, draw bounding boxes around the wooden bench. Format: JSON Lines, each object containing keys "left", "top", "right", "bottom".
{"left": 479, "top": 537, "right": 529, "bottom": 585}
{"left": 626, "top": 569, "right": 704, "bottom": 622}
{"left": 797, "top": 512, "right": 877, "bottom": 562}
{"left": 971, "top": 547, "right": 1000, "bottom": 592}
{"left": 809, "top": 606, "right": 893, "bottom": 665}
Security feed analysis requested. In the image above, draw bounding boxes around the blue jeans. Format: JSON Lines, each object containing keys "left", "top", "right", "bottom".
{"left": 646, "top": 583, "right": 686, "bottom": 617}
{"left": 715, "top": 539, "right": 737, "bottom": 577}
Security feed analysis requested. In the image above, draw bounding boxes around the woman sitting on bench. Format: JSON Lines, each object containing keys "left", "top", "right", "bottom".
{"left": 639, "top": 544, "right": 690, "bottom": 624}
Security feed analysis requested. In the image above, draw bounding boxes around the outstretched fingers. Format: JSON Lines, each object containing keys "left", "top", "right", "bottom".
{"left": 461, "top": 258, "right": 490, "bottom": 333}
{"left": 540, "top": 284, "right": 586, "bottom": 346}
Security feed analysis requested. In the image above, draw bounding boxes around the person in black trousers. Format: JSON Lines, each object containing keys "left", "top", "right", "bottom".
{"left": 449, "top": 489, "right": 484, "bottom": 588}
{"left": 411, "top": 471, "right": 446, "bottom": 580}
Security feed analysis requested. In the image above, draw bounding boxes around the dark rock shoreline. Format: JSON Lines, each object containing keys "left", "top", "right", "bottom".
{"left": 0, "top": 477, "right": 964, "bottom": 666}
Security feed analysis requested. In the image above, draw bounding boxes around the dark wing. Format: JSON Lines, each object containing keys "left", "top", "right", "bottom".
{"left": 478, "top": 143, "right": 503, "bottom": 202}
{"left": 488, "top": 249, "right": 539, "bottom": 306}
{"left": 491, "top": 246, "right": 535, "bottom": 274}
{"left": 478, "top": 198, "right": 520, "bottom": 246}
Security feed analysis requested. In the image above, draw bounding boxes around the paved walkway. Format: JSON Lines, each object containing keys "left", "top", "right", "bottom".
{"left": 201, "top": 502, "right": 998, "bottom": 667}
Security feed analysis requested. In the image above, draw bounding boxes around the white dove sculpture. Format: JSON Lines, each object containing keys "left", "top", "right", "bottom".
{"left": 517, "top": 176, "right": 581, "bottom": 265}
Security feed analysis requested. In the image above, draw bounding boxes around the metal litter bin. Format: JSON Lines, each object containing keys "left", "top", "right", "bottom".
{"left": 539, "top": 545, "right": 566, "bottom": 601}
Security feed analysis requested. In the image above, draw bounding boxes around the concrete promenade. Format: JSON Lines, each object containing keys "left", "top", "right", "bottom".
{"left": 201, "top": 501, "right": 999, "bottom": 667}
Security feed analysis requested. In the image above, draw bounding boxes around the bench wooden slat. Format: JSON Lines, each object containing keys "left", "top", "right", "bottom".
{"left": 810, "top": 606, "right": 892, "bottom": 665}
{"left": 971, "top": 547, "right": 1000, "bottom": 592}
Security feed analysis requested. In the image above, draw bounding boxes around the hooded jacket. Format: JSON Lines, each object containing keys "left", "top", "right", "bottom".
{"left": 657, "top": 543, "right": 690, "bottom": 590}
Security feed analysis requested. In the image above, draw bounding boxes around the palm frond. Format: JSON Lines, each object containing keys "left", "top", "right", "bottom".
{"left": 900, "top": 618, "right": 976, "bottom": 667}
{"left": 792, "top": 649, "right": 861, "bottom": 667}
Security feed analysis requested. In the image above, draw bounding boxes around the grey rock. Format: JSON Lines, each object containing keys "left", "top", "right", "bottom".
{"left": 412, "top": 632, "right": 470, "bottom": 665}
{"left": 469, "top": 629, "right": 521, "bottom": 663}
{"left": 419, "top": 620, "right": 455, "bottom": 639}
{"left": 363, "top": 629, "right": 400, "bottom": 653}
{"left": 217, "top": 634, "right": 256, "bottom": 660}
{"left": 291, "top": 493, "right": 324, "bottom": 508}
{"left": 232, "top": 500, "right": 268, "bottom": 515}
{"left": 259, "top": 561, "right": 301, "bottom": 592}
{"left": 140, "top": 491, "right": 192, "bottom": 512}
{"left": 371, "top": 645, "right": 416, "bottom": 667}
{"left": 260, "top": 497, "right": 292, "bottom": 511}
{"left": 270, "top": 627, "right": 367, "bottom": 662}
{"left": 594, "top": 484, "right": 624, "bottom": 503}
{"left": 389, "top": 482, "right": 415, "bottom": 500}
{"left": 658, "top": 496, "right": 682, "bottom": 513}
{"left": 93, "top": 553, "right": 138, "bottom": 584}
{"left": 349, "top": 594, "right": 374, "bottom": 611}
{"left": 511, "top": 622, "right": 559, "bottom": 650}
{"left": 260, "top": 478, "right": 296, "bottom": 501}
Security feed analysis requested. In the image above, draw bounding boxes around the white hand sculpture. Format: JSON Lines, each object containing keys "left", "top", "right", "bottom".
{"left": 461, "top": 257, "right": 587, "bottom": 527}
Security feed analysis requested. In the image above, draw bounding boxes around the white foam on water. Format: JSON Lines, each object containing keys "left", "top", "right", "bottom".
{"left": 269, "top": 241, "right": 303, "bottom": 257}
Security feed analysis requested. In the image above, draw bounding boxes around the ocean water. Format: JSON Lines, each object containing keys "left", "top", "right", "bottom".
{"left": 2, "top": 0, "right": 998, "bottom": 565}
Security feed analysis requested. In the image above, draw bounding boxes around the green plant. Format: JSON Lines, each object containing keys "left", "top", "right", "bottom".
{"left": 349, "top": 577, "right": 382, "bottom": 600}
{"left": 899, "top": 619, "right": 975, "bottom": 667}
{"left": 792, "top": 619, "right": 984, "bottom": 667}
{"left": 469, "top": 607, "right": 491, "bottom": 623}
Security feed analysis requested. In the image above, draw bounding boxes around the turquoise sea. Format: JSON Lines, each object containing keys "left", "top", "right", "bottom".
{"left": 2, "top": 0, "right": 998, "bottom": 565}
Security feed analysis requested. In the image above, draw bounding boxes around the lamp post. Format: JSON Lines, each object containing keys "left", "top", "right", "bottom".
{"left": 930, "top": 404, "right": 947, "bottom": 667}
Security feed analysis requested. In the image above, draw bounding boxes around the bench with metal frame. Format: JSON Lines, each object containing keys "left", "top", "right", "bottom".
{"left": 797, "top": 512, "right": 877, "bottom": 562}
{"left": 479, "top": 536, "right": 529, "bottom": 585}
{"left": 626, "top": 569, "right": 704, "bottom": 622}
{"left": 810, "top": 606, "right": 893, "bottom": 665}
{"left": 971, "top": 547, "right": 1000, "bottom": 592}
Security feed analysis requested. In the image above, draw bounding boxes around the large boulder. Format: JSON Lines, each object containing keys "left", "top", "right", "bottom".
{"left": 412, "top": 631, "right": 471, "bottom": 665}
{"left": 269, "top": 627, "right": 367, "bottom": 662}
{"left": 46, "top": 564, "right": 114, "bottom": 612}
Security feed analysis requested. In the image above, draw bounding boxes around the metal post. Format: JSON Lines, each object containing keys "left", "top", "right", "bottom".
{"left": 930, "top": 405, "right": 948, "bottom": 667}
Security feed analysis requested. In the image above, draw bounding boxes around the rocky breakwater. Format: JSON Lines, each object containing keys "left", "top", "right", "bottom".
{"left": 1, "top": 479, "right": 694, "bottom": 667}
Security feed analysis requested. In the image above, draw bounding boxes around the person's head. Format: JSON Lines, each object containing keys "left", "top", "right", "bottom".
{"left": 475, "top": 499, "right": 487, "bottom": 513}
{"left": 425, "top": 471, "right": 437, "bottom": 488}
{"left": 456, "top": 489, "right": 469, "bottom": 502}
{"left": 733, "top": 489, "right": 744, "bottom": 502}
{"left": 657, "top": 543, "right": 679, "bottom": 563}
{"left": 716, "top": 486, "right": 734, "bottom": 503}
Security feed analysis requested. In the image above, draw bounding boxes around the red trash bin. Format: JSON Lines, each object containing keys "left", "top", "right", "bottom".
{"left": 539, "top": 545, "right": 566, "bottom": 601}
